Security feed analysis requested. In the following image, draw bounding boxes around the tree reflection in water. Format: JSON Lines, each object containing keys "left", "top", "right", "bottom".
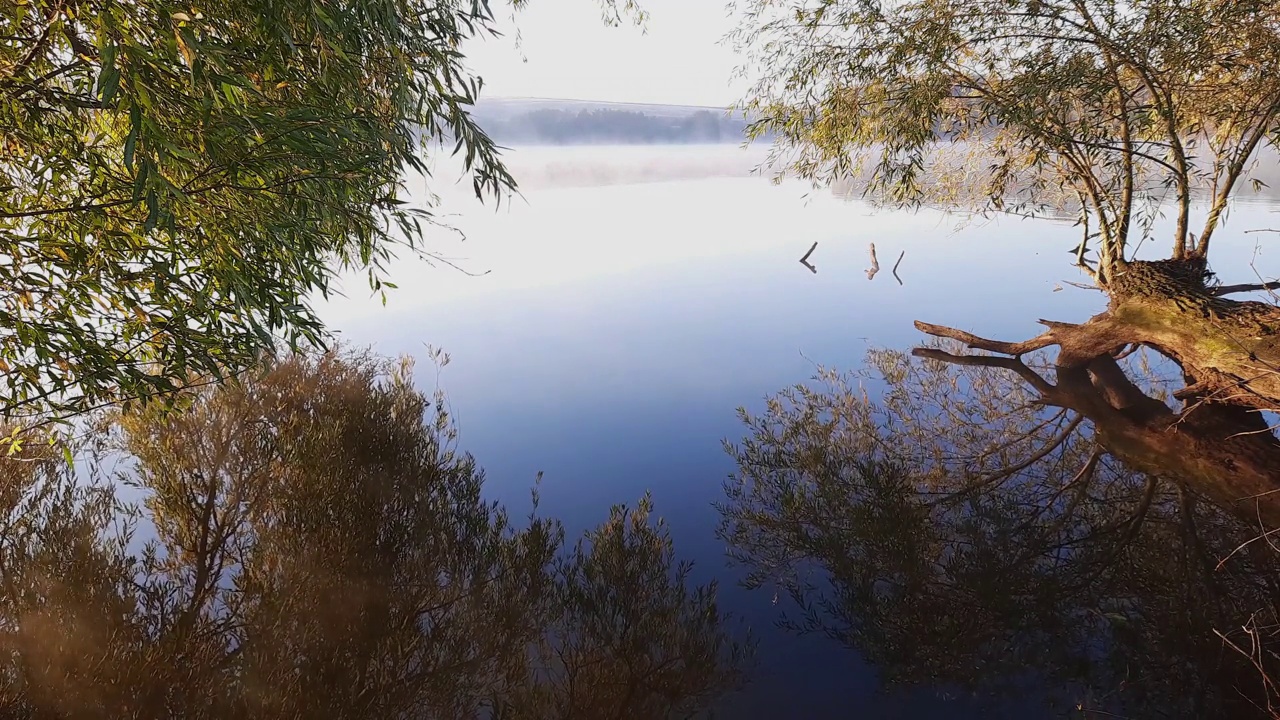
{"left": 0, "top": 352, "right": 749, "bottom": 719}
{"left": 721, "top": 341, "right": 1280, "bottom": 718}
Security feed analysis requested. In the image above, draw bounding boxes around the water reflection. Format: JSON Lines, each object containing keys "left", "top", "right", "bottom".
{"left": 0, "top": 353, "right": 748, "bottom": 718}
{"left": 318, "top": 163, "right": 1280, "bottom": 715}
{"left": 720, "top": 341, "right": 1280, "bottom": 717}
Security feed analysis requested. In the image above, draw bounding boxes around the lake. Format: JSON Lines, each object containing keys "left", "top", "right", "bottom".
{"left": 320, "top": 145, "right": 1280, "bottom": 718}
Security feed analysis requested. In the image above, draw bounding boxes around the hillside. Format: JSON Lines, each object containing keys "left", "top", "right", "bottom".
{"left": 471, "top": 97, "right": 757, "bottom": 145}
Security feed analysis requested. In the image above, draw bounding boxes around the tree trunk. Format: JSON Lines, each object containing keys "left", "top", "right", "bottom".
{"left": 915, "top": 257, "right": 1280, "bottom": 529}
{"left": 1090, "top": 258, "right": 1280, "bottom": 408}
{"left": 1055, "top": 357, "right": 1280, "bottom": 531}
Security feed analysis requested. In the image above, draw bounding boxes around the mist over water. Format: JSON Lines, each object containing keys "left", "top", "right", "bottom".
{"left": 469, "top": 98, "right": 762, "bottom": 147}
{"left": 493, "top": 144, "right": 774, "bottom": 190}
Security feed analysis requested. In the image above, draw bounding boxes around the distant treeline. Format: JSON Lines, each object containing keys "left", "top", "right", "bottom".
{"left": 477, "top": 108, "right": 758, "bottom": 145}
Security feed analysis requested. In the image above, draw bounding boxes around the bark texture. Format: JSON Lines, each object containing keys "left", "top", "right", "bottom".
{"left": 916, "top": 257, "right": 1280, "bottom": 529}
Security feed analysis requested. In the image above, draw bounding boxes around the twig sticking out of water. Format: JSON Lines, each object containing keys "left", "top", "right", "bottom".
{"left": 892, "top": 250, "right": 905, "bottom": 285}
{"left": 800, "top": 241, "right": 818, "bottom": 274}
{"left": 866, "top": 243, "right": 880, "bottom": 280}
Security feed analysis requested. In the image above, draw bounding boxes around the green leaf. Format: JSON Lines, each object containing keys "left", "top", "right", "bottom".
{"left": 0, "top": 0, "right": 611, "bottom": 422}
{"left": 123, "top": 126, "right": 137, "bottom": 170}
{"left": 132, "top": 161, "right": 150, "bottom": 200}
{"left": 100, "top": 42, "right": 117, "bottom": 73}
{"left": 143, "top": 190, "right": 158, "bottom": 232}
{"left": 98, "top": 67, "right": 121, "bottom": 103}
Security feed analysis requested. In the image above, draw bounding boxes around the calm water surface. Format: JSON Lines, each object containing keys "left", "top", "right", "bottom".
{"left": 320, "top": 145, "right": 1280, "bottom": 718}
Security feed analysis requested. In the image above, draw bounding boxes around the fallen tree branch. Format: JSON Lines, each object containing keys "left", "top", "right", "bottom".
{"left": 866, "top": 243, "right": 880, "bottom": 280}
{"left": 914, "top": 320, "right": 1058, "bottom": 357}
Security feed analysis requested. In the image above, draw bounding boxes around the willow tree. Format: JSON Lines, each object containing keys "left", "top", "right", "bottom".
{"left": 0, "top": 0, "right": 639, "bottom": 437}
{"left": 734, "top": 0, "right": 1280, "bottom": 409}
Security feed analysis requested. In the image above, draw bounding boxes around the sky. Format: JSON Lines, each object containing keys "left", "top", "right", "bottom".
{"left": 464, "top": 0, "right": 747, "bottom": 107}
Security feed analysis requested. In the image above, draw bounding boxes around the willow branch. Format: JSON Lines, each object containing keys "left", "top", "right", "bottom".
{"left": 1104, "top": 48, "right": 1134, "bottom": 246}
{"left": 951, "top": 415, "right": 1085, "bottom": 499}
{"left": 7, "top": 4, "right": 59, "bottom": 82}
{"left": 1070, "top": 0, "right": 1189, "bottom": 257}
{"left": 1197, "top": 108, "right": 1280, "bottom": 257}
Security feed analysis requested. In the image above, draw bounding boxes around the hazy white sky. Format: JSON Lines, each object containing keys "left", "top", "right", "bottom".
{"left": 464, "top": 0, "right": 746, "bottom": 107}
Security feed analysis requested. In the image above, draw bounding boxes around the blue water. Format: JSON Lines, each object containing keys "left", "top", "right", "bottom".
{"left": 319, "top": 146, "right": 1280, "bottom": 717}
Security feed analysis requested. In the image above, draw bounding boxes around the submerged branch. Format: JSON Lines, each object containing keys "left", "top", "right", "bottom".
{"left": 912, "top": 347, "right": 1055, "bottom": 395}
